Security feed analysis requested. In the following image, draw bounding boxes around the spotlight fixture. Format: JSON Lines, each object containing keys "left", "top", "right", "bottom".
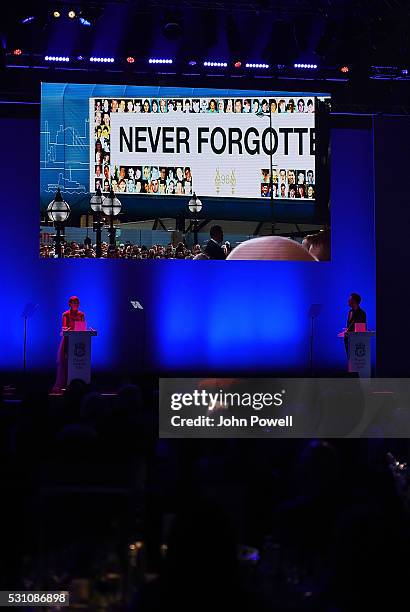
{"left": 68, "top": 10, "right": 76, "bottom": 19}
{"left": 294, "top": 63, "right": 318, "bottom": 69}
{"left": 126, "top": 56, "right": 135, "bottom": 63}
{"left": 188, "top": 59, "right": 197, "bottom": 66}
{"left": 21, "top": 16, "right": 35, "bottom": 24}
{"left": 340, "top": 65, "right": 349, "bottom": 73}
{"left": 163, "top": 16, "right": 183, "bottom": 40}
{"left": 245, "top": 63, "right": 270, "bottom": 69}
{"left": 53, "top": 10, "right": 61, "bottom": 18}
{"left": 234, "top": 61, "right": 242, "bottom": 68}
{"left": 13, "top": 49, "right": 23, "bottom": 56}
{"left": 148, "top": 58, "right": 173, "bottom": 64}
{"left": 78, "top": 6, "right": 104, "bottom": 27}
{"left": 45, "top": 55, "right": 70, "bottom": 62}
{"left": 90, "top": 57, "right": 115, "bottom": 63}
{"left": 203, "top": 61, "right": 227, "bottom": 67}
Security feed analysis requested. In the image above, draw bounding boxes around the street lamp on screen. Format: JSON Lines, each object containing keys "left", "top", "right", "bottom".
{"left": 102, "top": 187, "right": 122, "bottom": 250}
{"left": 47, "top": 187, "right": 70, "bottom": 258}
{"left": 188, "top": 192, "right": 203, "bottom": 245}
{"left": 90, "top": 186, "right": 104, "bottom": 257}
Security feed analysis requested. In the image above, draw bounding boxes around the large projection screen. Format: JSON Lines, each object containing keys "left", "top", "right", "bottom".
{"left": 41, "top": 84, "right": 331, "bottom": 224}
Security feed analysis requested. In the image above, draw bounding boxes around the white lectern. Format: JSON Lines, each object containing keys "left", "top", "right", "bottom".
{"left": 346, "top": 331, "right": 375, "bottom": 378}
{"left": 63, "top": 329, "right": 97, "bottom": 384}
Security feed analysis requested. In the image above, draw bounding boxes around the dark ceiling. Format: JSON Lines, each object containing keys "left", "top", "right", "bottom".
{"left": 3, "top": 0, "right": 410, "bottom": 64}
{"left": 1, "top": 0, "right": 410, "bottom": 113}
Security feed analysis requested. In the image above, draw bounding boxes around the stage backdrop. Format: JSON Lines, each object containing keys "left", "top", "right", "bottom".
{"left": 374, "top": 115, "right": 410, "bottom": 377}
{"left": 1, "top": 115, "right": 375, "bottom": 376}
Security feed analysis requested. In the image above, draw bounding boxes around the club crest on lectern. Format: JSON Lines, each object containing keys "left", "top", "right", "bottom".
{"left": 74, "top": 342, "right": 86, "bottom": 358}
{"left": 355, "top": 343, "right": 366, "bottom": 358}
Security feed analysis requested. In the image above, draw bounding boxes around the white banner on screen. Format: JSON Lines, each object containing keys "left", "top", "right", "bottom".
{"left": 90, "top": 96, "right": 319, "bottom": 200}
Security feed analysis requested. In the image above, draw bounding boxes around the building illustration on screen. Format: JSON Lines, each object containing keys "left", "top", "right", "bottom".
{"left": 40, "top": 118, "right": 89, "bottom": 194}
{"left": 46, "top": 170, "right": 87, "bottom": 194}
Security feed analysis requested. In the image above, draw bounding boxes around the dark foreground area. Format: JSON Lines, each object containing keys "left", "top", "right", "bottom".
{"left": 1, "top": 378, "right": 410, "bottom": 611}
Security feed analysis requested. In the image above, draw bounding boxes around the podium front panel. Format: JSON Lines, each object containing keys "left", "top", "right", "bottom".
{"left": 65, "top": 331, "right": 93, "bottom": 384}
{"left": 347, "top": 332, "right": 374, "bottom": 378}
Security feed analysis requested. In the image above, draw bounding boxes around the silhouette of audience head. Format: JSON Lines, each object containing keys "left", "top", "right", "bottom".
{"left": 227, "top": 236, "right": 317, "bottom": 260}
{"left": 210, "top": 225, "right": 224, "bottom": 243}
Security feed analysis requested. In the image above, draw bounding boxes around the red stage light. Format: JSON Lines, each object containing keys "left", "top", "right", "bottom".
{"left": 127, "top": 56, "right": 135, "bottom": 64}
{"left": 13, "top": 48, "right": 22, "bottom": 56}
{"left": 234, "top": 61, "right": 242, "bottom": 68}
{"left": 340, "top": 65, "right": 349, "bottom": 73}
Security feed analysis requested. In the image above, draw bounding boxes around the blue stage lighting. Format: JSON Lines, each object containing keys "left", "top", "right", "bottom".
{"left": 148, "top": 58, "right": 173, "bottom": 64}
{"left": 21, "top": 16, "right": 35, "bottom": 24}
{"left": 245, "top": 63, "right": 270, "bottom": 69}
{"left": 79, "top": 17, "right": 92, "bottom": 26}
{"left": 203, "top": 61, "right": 228, "bottom": 67}
{"left": 294, "top": 63, "right": 318, "bottom": 69}
{"left": 90, "top": 57, "right": 115, "bottom": 63}
{"left": 45, "top": 56, "right": 70, "bottom": 62}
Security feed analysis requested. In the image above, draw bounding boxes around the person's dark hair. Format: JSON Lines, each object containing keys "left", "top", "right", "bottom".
{"left": 210, "top": 225, "right": 223, "bottom": 239}
{"left": 303, "top": 234, "right": 314, "bottom": 250}
{"left": 310, "top": 229, "right": 331, "bottom": 261}
{"left": 350, "top": 292, "right": 362, "bottom": 305}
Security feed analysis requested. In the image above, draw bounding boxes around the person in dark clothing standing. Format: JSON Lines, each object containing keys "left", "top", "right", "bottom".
{"left": 344, "top": 292, "right": 367, "bottom": 355}
{"left": 204, "top": 225, "right": 226, "bottom": 260}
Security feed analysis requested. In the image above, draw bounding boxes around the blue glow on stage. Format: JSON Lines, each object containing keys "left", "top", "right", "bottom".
{"left": 1, "top": 118, "right": 375, "bottom": 375}
{"left": 150, "top": 128, "right": 375, "bottom": 372}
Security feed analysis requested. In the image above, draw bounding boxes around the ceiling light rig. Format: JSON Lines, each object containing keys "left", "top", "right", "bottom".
{"left": 149, "top": 58, "right": 173, "bottom": 64}
{"left": 6, "top": 51, "right": 355, "bottom": 82}
{"left": 204, "top": 61, "right": 228, "bottom": 67}
{"left": 45, "top": 55, "right": 70, "bottom": 62}
{"left": 294, "top": 63, "right": 318, "bottom": 69}
{"left": 89, "top": 57, "right": 115, "bottom": 63}
{"left": 246, "top": 63, "right": 270, "bottom": 69}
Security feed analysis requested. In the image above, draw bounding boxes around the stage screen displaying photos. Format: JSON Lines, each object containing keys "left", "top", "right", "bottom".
{"left": 40, "top": 84, "right": 331, "bottom": 226}
{"left": 40, "top": 84, "right": 331, "bottom": 262}
{"left": 91, "top": 95, "right": 322, "bottom": 202}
